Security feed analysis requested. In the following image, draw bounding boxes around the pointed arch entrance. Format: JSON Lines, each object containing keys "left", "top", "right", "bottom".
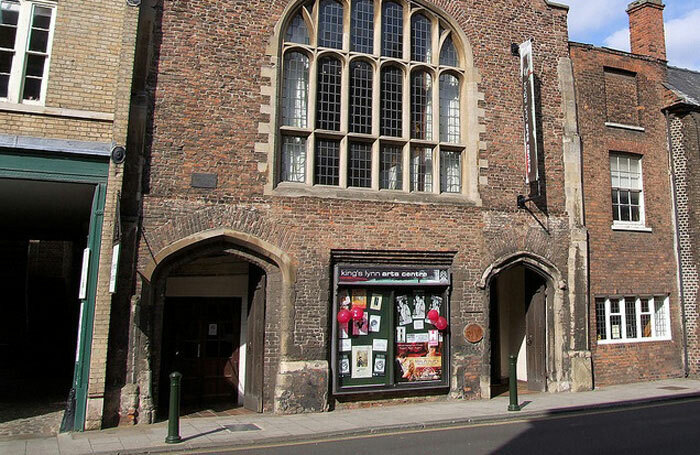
{"left": 143, "top": 229, "right": 294, "bottom": 415}
{"left": 480, "top": 253, "right": 564, "bottom": 398}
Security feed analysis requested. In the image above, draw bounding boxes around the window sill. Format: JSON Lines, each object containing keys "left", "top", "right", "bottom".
{"left": 272, "top": 183, "right": 480, "bottom": 206}
{"left": 611, "top": 224, "right": 652, "bottom": 233}
{"left": 0, "top": 101, "right": 115, "bottom": 122}
{"left": 596, "top": 336, "right": 672, "bottom": 345}
{"left": 604, "top": 122, "right": 645, "bottom": 132}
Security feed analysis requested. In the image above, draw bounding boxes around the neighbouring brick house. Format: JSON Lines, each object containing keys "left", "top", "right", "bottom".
{"left": 569, "top": 0, "right": 685, "bottom": 385}
{"left": 0, "top": 0, "right": 139, "bottom": 433}
{"left": 110, "top": 0, "right": 596, "bottom": 425}
{"left": 665, "top": 66, "right": 700, "bottom": 377}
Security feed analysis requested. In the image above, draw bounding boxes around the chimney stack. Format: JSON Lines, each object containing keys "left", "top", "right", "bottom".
{"left": 627, "top": 0, "right": 667, "bottom": 60}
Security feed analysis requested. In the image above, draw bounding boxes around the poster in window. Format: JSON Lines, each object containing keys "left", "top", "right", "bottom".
{"left": 396, "top": 326, "right": 406, "bottom": 343}
{"left": 395, "top": 343, "right": 442, "bottom": 382}
{"left": 339, "top": 322, "right": 349, "bottom": 339}
{"left": 413, "top": 292, "right": 426, "bottom": 319}
{"left": 374, "top": 354, "right": 386, "bottom": 376}
{"left": 340, "top": 339, "right": 352, "bottom": 352}
{"left": 340, "top": 355, "right": 351, "bottom": 377}
{"left": 413, "top": 320, "right": 424, "bottom": 330}
{"left": 429, "top": 295, "right": 442, "bottom": 313}
{"left": 370, "top": 294, "right": 383, "bottom": 311}
{"left": 353, "top": 313, "right": 369, "bottom": 336}
{"left": 339, "top": 289, "right": 351, "bottom": 310}
{"left": 397, "top": 295, "right": 413, "bottom": 325}
{"left": 369, "top": 315, "right": 381, "bottom": 333}
{"left": 352, "top": 289, "right": 367, "bottom": 309}
{"left": 352, "top": 345, "right": 373, "bottom": 379}
{"left": 372, "top": 338, "right": 388, "bottom": 352}
{"left": 428, "top": 330, "right": 439, "bottom": 346}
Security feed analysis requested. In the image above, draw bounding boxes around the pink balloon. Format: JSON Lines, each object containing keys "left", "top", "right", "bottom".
{"left": 435, "top": 316, "right": 448, "bottom": 331}
{"left": 427, "top": 309, "right": 439, "bottom": 322}
{"left": 351, "top": 306, "right": 364, "bottom": 321}
{"left": 337, "top": 309, "right": 351, "bottom": 324}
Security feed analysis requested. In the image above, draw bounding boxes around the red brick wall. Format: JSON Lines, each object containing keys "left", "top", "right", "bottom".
{"left": 571, "top": 43, "right": 683, "bottom": 385}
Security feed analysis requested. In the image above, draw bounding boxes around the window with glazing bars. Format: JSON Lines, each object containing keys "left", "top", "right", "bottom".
{"left": 380, "top": 143, "right": 403, "bottom": 190}
{"left": 440, "top": 150, "right": 461, "bottom": 193}
{"left": 411, "top": 146, "right": 433, "bottom": 192}
{"left": 350, "top": 61, "right": 373, "bottom": 134}
{"left": 610, "top": 153, "right": 643, "bottom": 223}
{"left": 624, "top": 297, "right": 637, "bottom": 338}
{"left": 348, "top": 141, "right": 372, "bottom": 188}
{"left": 411, "top": 71, "right": 432, "bottom": 140}
{"left": 411, "top": 14, "right": 431, "bottom": 63}
{"left": 595, "top": 296, "right": 671, "bottom": 342}
{"left": 595, "top": 298, "right": 607, "bottom": 341}
{"left": 440, "top": 36, "right": 458, "bottom": 67}
{"left": 282, "top": 52, "right": 309, "bottom": 128}
{"left": 315, "top": 139, "right": 340, "bottom": 185}
{"left": 381, "top": 1, "right": 403, "bottom": 58}
{"left": 381, "top": 66, "right": 402, "bottom": 137}
{"left": 281, "top": 136, "right": 307, "bottom": 183}
{"left": 0, "top": 1, "right": 19, "bottom": 98}
{"left": 318, "top": 0, "right": 343, "bottom": 49}
{"left": 286, "top": 13, "right": 310, "bottom": 44}
{"left": 317, "top": 57, "right": 342, "bottom": 131}
{"left": 351, "top": 0, "right": 373, "bottom": 53}
{"left": 440, "top": 73, "right": 460, "bottom": 143}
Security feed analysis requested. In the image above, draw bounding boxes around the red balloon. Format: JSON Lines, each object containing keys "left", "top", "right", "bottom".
{"left": 427, "top": 309, "right": 439, "bottom": 322}
{"left": 337, "top": 309, "right": 351, "bottom": 324}
{"left": 351, "top": 306, "right": 365, "bottom": 321}
{"left": 435, "top": 316, "right": 448, "bottom": 331}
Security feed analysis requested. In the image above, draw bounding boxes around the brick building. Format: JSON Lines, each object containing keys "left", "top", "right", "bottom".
{"left": 665, "top": 66, "right": 700, "bottom": 377}
{"left": 569, "top": 0, "right": 684, "bottom": 385}
{"left": 111, "top": 0, "right": 595, "bottom": 425}
{"left": 0, "top": 0, "right": 139, "bottom": 432}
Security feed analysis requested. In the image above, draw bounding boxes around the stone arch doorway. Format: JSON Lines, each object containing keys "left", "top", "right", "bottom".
{"left": 480, "top": 253, "right": 563, "bottom": 398}
{"left": 144, "top": 230, "right": 292, "bottom": 416}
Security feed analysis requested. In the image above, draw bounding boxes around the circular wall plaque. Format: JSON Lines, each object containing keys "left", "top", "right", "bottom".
{"left": 464, "top": 324, "right": 484, "bottom": 344}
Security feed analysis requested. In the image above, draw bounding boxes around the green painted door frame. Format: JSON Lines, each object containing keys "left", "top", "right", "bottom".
{"left": 0, "top": 149, "right": 110, "bottom": 431}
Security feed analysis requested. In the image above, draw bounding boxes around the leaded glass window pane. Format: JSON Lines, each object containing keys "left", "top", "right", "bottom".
{"left": 654, "top": 297, "right": 668, "bottom": 337}
{"left": 315, "top": 138, "right": 340, "bottom": 185}
{"left": 440, "top": 35, "right": 458, "bottom": 67}
{"left": 381, "top": 143, "right": 403, "bottom": 190}
{"left": 381, "top": 66, "right": 402, "bottom": 137}
{"left": 318, "top": 0, "right": 343, "bottom": 49}
{"left": 282, "top": 52, "right": 309, "bottom": 128}
{"left": 440, "top": 150, "right": 461, "bottom": 193}
{"left": 595, "top": 298, "right": 607, "bottom": 340}
{"left": 348, "top": 141, "right": 372, "bottom": 188}
{"left": 411, "top": 14, "right": 431, "bottom": 63}
{"left": 411, "top": 71, "right": 432, "bottom": 140}
{"left": 382, "top": 1, "right": 403, "bottom": 58}
{"left": 624, "top": 297, "right": 637, "bottom": 339}
{"left": 439, "top": 73, "right": 460, "bottom": 143}
{"left": 281, "top": 136, "right": 307, "bottom": 183}
{"left": 285, "top": 13, "right": 310, "bottom": 45}
{"left": 411, "top": 146, "right": 433, "bottom": 192}
{"left": 350, "top": 60, "right": 372, "bottom": 134}
{"left": 317, "top": 56, "right": 342, "bottom": 130}
{"left": 351, "top": 0, "right": 373, "bottom": 53}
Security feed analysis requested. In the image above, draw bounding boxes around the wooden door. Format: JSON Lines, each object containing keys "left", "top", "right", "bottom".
{"left": 525, "top": 283, "right": 546, "bottom": 392}
{"left": 244, "top": 272, "right": 265, "bottom": 412}
{"left": 165, "top": 297, "right": 241, "bottom": 406}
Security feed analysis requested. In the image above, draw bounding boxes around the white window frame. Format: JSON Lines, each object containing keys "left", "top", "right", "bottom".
{"left": 0, "top": 0, "right": 56, "bottom": 105}
{"left": 596, "top": 295, "right": 671, "bottom": 344}
{"left": 610, "top": 152, "right": 651, "bottom": 232}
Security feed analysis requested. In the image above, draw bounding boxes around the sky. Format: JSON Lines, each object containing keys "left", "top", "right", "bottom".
{"left": 557, "top": 0, "right": 700, "bottom": 71}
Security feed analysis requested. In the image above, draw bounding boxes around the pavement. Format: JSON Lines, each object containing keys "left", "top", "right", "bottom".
{"left": 2, "top": 377, "right": 700, "bottom": 455}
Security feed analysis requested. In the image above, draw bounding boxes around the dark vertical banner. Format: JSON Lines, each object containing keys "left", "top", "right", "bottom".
{"left": 519, "top": 39, "right": 539, "bottom": 186}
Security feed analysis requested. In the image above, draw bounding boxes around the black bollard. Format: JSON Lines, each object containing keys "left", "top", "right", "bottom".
{"left": 508, "top": 355, "right": 521, "bottom": 412}
{"left": 165, "top": 372, "right": 183, "bottom": 444}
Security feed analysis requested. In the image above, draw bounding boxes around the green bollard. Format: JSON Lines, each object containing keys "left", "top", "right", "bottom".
{"left": 165, "top": 372, "right": 182, "bottom": 444}
{"left": 508, "top": 355, "right": 521, "bottom": 412}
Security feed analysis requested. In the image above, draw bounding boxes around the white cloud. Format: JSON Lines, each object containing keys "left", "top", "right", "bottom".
{"left": 558, "top": 0, "right": 628, "bottom": 35}
{"left": 603, "top": 27, "right": 630, "bottom": 51}
{"left": 664, "top": 8, "right": 700, "bottom": 70}
{"left": 601, "top": 7, "right": 700, "bottom": 70}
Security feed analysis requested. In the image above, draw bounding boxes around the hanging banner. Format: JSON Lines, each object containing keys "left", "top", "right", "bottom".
{"left": 519, "top": 39, "right": 539, "bottom": 185}
{"left": 338, "top": 267, "right": 450, "bottom": 286}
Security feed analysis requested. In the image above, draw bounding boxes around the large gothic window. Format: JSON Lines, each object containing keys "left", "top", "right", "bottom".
{"left": 279, "top": 1, "right": 466, "bottom": 195}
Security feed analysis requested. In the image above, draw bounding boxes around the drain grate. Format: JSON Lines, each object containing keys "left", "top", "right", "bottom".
{"left": 658, "top": 386, "right": 689, "bottom": 391}
{"left": 222, "top": 423, "right": 262, "bottom": 432}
